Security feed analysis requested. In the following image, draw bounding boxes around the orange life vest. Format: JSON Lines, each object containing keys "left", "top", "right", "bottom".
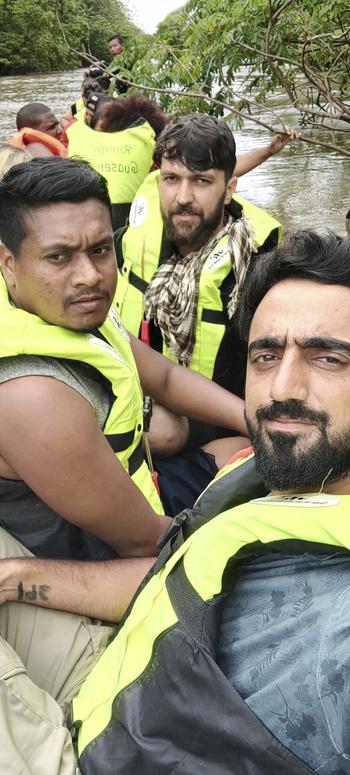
{"left": 10, "top": 128, "right": 68, "bottom": 158}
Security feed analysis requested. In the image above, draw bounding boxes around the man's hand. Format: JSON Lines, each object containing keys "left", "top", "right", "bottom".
{"left": 0, "top": 555, "right": 154, "bottom": 621}
{"left": 266, "top": 127, "right": 300, "bottom": 156}
{"left": 235, "top": 127, "right": 300, "bottom": 177}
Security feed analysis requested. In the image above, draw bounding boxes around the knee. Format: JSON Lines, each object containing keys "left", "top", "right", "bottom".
{"left": 147, "top": 403, "right": 189, "bottom": 458}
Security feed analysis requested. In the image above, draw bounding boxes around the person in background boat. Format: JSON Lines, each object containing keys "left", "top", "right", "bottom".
{"left": 107, "top": 33, "right": 130, "bottom": 95}
{"left": 0, "top": 143, "right": 31, "bottom": 178}
{"left": 108, "top": 32, "right": 125, "bottom": 59}
{"left": 10, "top": 102, "right": 67, "bottom": 158}
{"left": 1, "top": 230, "right": 350, "bottom": 775}
{"left": 60, "top": 75, "right": 109, "bottom": 130}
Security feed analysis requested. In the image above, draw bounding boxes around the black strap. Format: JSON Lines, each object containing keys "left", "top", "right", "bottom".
{"left": 106, "top": 434, "right": 144, "bottom": 475}
{"left": 128, "top": 442, "right": 144, "bottom": 476}
{"left": 201, "top": 309, "right": 226, "bottom": 324}
{"left": 166, "top": 560, "right": 217, "bottom": 651}
{"left": 129, "top": 270, "right": 149, "bottom": 294}
{"left": 105, "top": 429, "right": 135, "bottom": 453}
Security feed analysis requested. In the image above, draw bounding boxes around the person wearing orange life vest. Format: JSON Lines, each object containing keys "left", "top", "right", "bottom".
{"left": 10, "top": 102, "right": 67, "bottom": 158}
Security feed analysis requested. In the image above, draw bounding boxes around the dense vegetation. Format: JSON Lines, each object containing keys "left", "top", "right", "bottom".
{"left": 1, "top": 0, "right": 349, "bottom": 155}
{"left": 0, "top": 0, "right": 139, "bottom": 74}
{"left": 130, "top": 0, "right": 350, "bottom": 154}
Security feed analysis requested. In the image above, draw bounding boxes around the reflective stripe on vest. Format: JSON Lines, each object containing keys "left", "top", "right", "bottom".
{"left": 74, "top": 456, "right": 347, "bottom": 772}
{"left": 10, "top": 128, "right": 68, "bottom": 158}
{"left": 114, "top": 170, "right": 282, "bottom": 378}
{"left": 0, "top": 273, "right": 163, "bottom": 514}
{"left": 67, "top": 120, "right": 155, "bottom": 204}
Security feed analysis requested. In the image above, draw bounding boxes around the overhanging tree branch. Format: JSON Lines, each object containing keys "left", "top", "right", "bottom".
{"left": 56, "top": 9, "right": 350, "bottom": 159}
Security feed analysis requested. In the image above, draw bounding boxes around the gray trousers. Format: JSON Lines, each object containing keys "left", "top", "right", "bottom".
{"left": 0, "top": 528, "right": 114, "bottom": 775}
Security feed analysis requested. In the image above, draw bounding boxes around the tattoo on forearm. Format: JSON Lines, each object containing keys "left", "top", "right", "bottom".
{"left": 17, "top": 582, "right": 50, "bottom": 602}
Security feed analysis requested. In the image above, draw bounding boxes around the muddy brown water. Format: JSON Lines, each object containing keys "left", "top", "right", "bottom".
{"left": 0, "top": 68, "right": 349, "bottom": 234}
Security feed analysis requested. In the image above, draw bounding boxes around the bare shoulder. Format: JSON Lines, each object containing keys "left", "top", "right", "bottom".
{"left": 0, "top": 373, "right": 96, "bottom": 421}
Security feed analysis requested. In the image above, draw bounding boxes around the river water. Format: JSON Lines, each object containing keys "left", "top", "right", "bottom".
{"left": 0, "top": 68, "right": 349, "bottom": 234}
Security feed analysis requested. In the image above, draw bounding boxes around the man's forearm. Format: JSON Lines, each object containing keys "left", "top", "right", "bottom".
{"left": 131, "top": 334, "right": 247, "bottom": 434}
{"left": 235, "top": 146, "right": 272, "bottom": 177}
{"left": 0, "top": 556, "right": 154, "bottom": 622}
{"left": 162, "top": 364, "right": 247, "bottom": 435}
{"left": 235, "top": 130, "right": 298, "bottom": 177}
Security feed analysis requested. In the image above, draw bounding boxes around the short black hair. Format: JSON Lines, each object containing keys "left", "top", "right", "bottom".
{"left": 16, "top": 102, "right": 52, "bottom": 130}
{"left": 0, "top": 157, "right": 111, "bottom": 256}
{"left": 81, "top": 78, "right": 105, "bottom": 102}
{"left": 235, "top": 229, "right": 350, "bottom": 341}
{"left": 108, "top": 34, "right": 125, "bottom": 44}
{"left": 154, "top": 113, "right": 236, "bottom": 181}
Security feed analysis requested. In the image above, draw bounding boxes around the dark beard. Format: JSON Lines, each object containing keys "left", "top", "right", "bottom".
{"left": 245, "top": 399, "right": 350, "bottom": 491}
{"left": 164, "top": 193, "right": 226, "bottom": 251}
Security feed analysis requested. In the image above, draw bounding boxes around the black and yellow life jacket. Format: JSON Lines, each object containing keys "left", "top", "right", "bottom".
{"left": 71, "top": 96, "right": 85, "bottom": 118}
{"left": 0, "top": 273, "right": 163, "bottom": 532}
{"left": 114, "top": 170, "right": 282, "bottom": 380}
{"left": 74, "top": 453, "right": 347, "bottom": 774}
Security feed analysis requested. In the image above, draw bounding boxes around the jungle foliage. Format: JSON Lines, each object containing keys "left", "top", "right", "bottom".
{"left": 0, "top": 0, "right": 139, "bottom": 74}
{"left": 130, "top": 0, "right": 350, "bottom": 141}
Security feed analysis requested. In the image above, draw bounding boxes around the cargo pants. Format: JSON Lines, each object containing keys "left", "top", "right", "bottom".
{"left": 0, "top": 528, "right": 114, "bottom": 775}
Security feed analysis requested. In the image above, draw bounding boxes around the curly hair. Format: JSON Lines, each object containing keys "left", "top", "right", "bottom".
{"left": 96, "top": 95, "right": 168, "bottom": 136}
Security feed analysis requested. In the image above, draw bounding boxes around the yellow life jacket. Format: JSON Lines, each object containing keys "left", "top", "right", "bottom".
{"left": 0, "top": 273, "right": 163, "bottom": 514}
{"left": 75, "top": 107, "right": 86, "bottom": 122}
{"left": 74, "top": 453, "right": 345, "bottom": 774}
{"left": 72, "top": 96, "right": 85, "bottom": 118}
{"left": 114, "top": 170, "right": 282, "bottom": 379}
{"left": 67, "top": 119, "right": 155, "bottom": 205}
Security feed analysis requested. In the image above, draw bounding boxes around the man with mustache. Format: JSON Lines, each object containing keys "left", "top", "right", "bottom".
{"left": 0, "top": 156, "right": 249, "bottom": 565}
{"left": 2, "top": 228, "right": 350, "bottom": 774}
{"left": 0, "top": 153, "right": 252, "bottom": 770}
{"left": 73, "top": 229, "right": 350, "bottom": 774}
{"left": 114, "top": 113, "right": 284, "bottom": 458}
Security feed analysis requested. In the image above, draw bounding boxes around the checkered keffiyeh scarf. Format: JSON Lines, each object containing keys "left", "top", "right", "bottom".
{"left": 143, "top": 215, "right": 254, "bottom": 366}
